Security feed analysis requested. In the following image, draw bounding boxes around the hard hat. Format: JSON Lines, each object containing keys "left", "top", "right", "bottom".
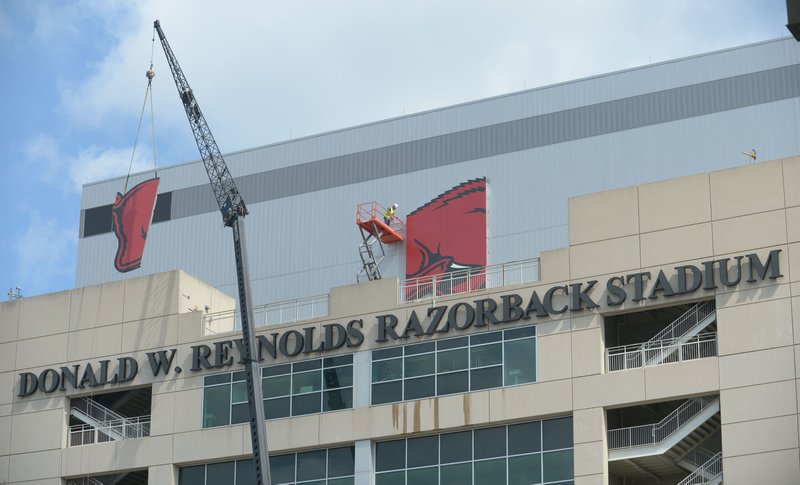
{"left": 392, "top": 203, "right": 398, "bottom": 209}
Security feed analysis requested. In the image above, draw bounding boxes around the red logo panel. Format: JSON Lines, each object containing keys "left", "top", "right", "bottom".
{"left": 112, "top": 177, "right": 160, "bottom": 273}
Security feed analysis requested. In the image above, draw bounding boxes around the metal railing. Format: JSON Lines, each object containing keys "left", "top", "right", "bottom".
{"left": 681, "top": 447, "right": 718, "bottom": 468}
{"left": 71, "top": 397, "right": 127, "bottom": 426}
{"left": 67, "top": 478, "right": 106, "bottom": 485}
{"left": 68, "top": 416, "right": 151, "bottom": 446}
{"left": 401, "top": 258, "right": 540, "bottom": 302}
{"left": 607, "top": 396, "right": 717, "bottom": 450}
{"left": 643, "top": 301, "right": 715, "bottom": 350}
{"left": 677, "top": 452, "right": 722, "bottom": 485}
{"left": 606, "top": 332, "right": 718, "bottom": 372}
{"left": 204, "top": 294, "right": 329, "bottom": 334}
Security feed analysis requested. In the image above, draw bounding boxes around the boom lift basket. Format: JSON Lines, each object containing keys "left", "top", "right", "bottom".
{"left": 355, "top": 202, "right": 404, "bottom": 282}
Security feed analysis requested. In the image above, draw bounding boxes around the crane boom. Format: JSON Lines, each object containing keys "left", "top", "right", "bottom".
{"left": 153, "top": 20, "right": 272, "bottom": 485}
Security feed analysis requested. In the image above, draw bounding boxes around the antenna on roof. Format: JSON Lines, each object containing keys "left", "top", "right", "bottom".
{"left": 742, "top": 149, "right": 757, "bottom": 164}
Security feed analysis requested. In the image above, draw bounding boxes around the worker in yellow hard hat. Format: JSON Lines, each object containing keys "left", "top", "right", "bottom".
{"left": 384, "top": 203, "right": 398, "bottom": 225}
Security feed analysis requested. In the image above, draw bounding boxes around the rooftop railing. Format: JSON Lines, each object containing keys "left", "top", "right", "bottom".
{"left": 205, "top": 294, "right": 329, "bottom": 334}
{"left": 401, "top": 258, "right": 540, "bottom": 303}
{"left": 607, "top": 396, "right": 717, "bottom": 450}
{"left": 606, "top": 332, "right": 718, "bottom": 372}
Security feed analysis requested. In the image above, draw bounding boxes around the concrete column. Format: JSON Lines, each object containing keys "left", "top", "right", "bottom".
{"left": 353, "top": 350, "right": 371, "bottom": 409}
{"left": 353, "top": 439, "right": 374, "bottom": 485}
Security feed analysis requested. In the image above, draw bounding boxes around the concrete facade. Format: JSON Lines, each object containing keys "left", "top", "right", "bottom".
{"left": 2, "top": 158, "right": 799, "bottom": 484}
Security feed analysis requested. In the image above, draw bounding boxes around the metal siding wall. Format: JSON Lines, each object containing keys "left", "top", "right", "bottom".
{"left": 76, "top": 39, "right": 800, "bottom": 305}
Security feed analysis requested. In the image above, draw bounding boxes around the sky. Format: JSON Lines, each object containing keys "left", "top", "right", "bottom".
{"left": 0, "top": 0, "right": 789, "bottom": 298}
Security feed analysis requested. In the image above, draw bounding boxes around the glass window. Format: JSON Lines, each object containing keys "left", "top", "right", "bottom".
{"left": 297, "top": 450, "right": 326, "bottom": 481}
{"left": 328, "top": 446, "right": 355, "bottom": 478}
{"left": 179, "top": 465, "right": 205, "bottom": 485}
{"left": 542, "top": 417, "right": 573, "bottom": 451}
{"left": 207, "top": 462, "right": 235, "bottom": 485}
{"left": 203, "top": 384, "right": 231, "bottom": 428}
{"left": 374, "top": 417, "right": 571, "bottom": 485}
{"left": 371, "top": 326, "right": 536, "bottom": 405}
{"left": 236, "top": 460, "right": 255, "bottom": 485}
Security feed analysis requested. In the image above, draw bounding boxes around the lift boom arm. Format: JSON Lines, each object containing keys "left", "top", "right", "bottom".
{"left": 153, "top": 20, "right": 272, "bottom": 485}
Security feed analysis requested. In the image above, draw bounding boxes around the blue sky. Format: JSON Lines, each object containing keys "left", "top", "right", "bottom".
{"left": 0, "top": 0, "right": 788, "bottom": 298}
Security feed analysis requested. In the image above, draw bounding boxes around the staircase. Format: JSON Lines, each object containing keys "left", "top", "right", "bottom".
{"left": 608, "top": 396, "right": 721, "bottom": 479}
{"left": 66, "top": 471, "right": 148, "bottom": 485}
{"left": 607, "top": 301, "right": 718, "bottom": 371}
{"left": 677, "top": 452, "right": 723, "bottom": 485}
{"left": 69, "top": 397, "right": 150, "bottom": 446}
{"left": 643, "top": 301, "right": 716, "bottom": 366}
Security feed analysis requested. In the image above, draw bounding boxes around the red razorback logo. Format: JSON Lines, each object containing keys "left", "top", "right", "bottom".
{"left": 112, "top": 178, "right": 160, "bottom": 273}
{"left": 405, "top": 178, "right": 487, "bottom": 298}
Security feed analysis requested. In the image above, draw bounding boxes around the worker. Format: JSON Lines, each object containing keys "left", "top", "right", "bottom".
{"left": 384, "top": 203, "right": 398, "bottom": 225}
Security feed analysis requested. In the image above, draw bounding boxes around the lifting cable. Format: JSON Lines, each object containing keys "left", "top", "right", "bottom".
{"left": 124, "top": 25, "right": 159, "bottom": 193}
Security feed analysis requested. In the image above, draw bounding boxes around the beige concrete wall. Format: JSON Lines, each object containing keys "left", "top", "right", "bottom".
{"left": 0, "top": 158, "right": 798, "bottom": 483}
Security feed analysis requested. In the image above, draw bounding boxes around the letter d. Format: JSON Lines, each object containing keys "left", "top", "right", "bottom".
{"left": 17, "top": 372, "right": 38, "bottom": 397}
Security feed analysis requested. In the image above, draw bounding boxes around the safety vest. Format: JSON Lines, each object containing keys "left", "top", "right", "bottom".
{"left": 384, "top": 207, "right": 395, "bottom": 219}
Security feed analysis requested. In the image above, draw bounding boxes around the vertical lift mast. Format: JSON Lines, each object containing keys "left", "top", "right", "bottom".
{"left": 153, "top": 21, "right": 272, "bottom": 485}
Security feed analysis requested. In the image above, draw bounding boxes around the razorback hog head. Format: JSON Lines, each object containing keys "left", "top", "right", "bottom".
{"left": 112, "top": 178, "right": 160, "bottom": 273}
{"left": 405, "top": 178, "right": 487, "bottom": 297}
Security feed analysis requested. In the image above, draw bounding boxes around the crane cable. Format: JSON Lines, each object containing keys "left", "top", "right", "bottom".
{"left": 124, "top": 26, "right": 159, "bottom": 193}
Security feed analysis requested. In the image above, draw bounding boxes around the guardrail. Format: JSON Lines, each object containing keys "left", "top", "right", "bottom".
{"left": 606, "top": 332, "right": 717, "bottom": 372}
{"left": 644, "top": 301, "right": 715, "bottom": 350}
{"left": 204, "top": 294, "right": 329, "bottom": 334}
{"left": 401, "top": 258, "right": 540, "bottom": 303}
{"left": 607, "top": 396, "right": 717, "bottom": 449}
{"left": 68, "top": 416, "right": 151, "bottom": 446}
{"left": 677, "top": 452, "right": 722, "bottom": 485}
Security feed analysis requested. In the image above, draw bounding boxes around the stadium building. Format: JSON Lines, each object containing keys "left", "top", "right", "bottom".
{"left": 1, "top": 38, "right": 800, "bottom": 485}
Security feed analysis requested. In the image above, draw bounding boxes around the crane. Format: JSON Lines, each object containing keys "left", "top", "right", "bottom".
{"left": 153, "top": 20, "right": 272, "bottom": 485}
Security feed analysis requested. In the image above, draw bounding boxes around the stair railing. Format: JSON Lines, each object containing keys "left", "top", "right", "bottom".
{"left": 71, "top": 397, "right": 127, "bottom": 426}
{"left": 677, "top": 452, "right": 722, "bottom": 485}
{"left": 643, "top": 301, "right": 715, "bottom": 350}
{"left": 607, "top": 396, "right": 717, "bottom": 449}
{"left": 606, "top": 332, "right": 717, "bottom": 371}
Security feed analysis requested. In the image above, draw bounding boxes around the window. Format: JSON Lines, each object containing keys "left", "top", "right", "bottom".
{"left": 179, "top": 446, "right": 355, "bottom": 485}
{"left": 203, "top": 355, "right": 353, "bottom": 428}
{"left": 375, "top": 417, "right": 573, "bottom": 485}
{"left": 371, "top": 327, "right": 536, "bottom": 405}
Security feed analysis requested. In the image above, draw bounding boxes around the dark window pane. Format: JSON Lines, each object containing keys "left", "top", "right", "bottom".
{"left": 471, "top": 332, "right": 502, "bottom": 345}
{"left": 437, "top": 371, "right": 468, "bottom": 395}
{"left": 207, "top": 462, "right": 235, "bottom": 485}
{"left": 152, "top": 191, "right": 172, "bottom": 223}
{"left": 474, "top": 458, "right": 506, "bottom": 485}
{"left": 441, "top": 463, "right": 471, "bottom": 485}
{"left": 542, "top": 450, "right": 573, "bottom": 482}
{"left": 509, "top": 422, "right": 541, "bottom": 455}
{"left": 408, "top": 435, "right": 439, "bottom": 467}
{"left": 509, "top": 454, "right": 541, "bottom": 485}
{"left": 441, "top": 431, "right": 472, "bottom": 463}
{"left": 474, "top": 427, "right": 506, "bottom": 459}
{"left": 438, "top": 349, "right": 469, "bottom": 372}
{"left": 323, "top": 388, "right": 353, "bottom": 411}
{"left": 438, "top": 336, "right": 468, "bottom": 350}
{"left": 263, "top": 375, "right": 291, "bottom": 398}
{"left": 372, "top": 381, "right": 403, "bottom": 405}
{"left": 232, "top": 371, "right": 246, "bottom": 381}
{"left": 236, "top": 459, "right": 256, "bottom": 485}
{"left": 405, "top": 353, "right": 435, "bottom": 377}
{"left": 324, "top": 354, "right": 353, "bottom": 367}
{"left": 293, "top": 370, "right": 322, "bottom": 394}
{"left": 292, "top": 392, "right": 321, "bottom": 415}
{"left": 205, "top": 373, "right": 231, "bottom": 385}
{"left": 407, "top": 466, "right": 438, "bottom": 484}
{"left": 505, "top": 326, "right": 536, "bottom": 340}
{"left": 179, "top": 465, "right": 205, "bottom": 485}
{"left": 83, "top": 204, "right": 113, "bottom": 237}
{"left": 376, "top": 440, "right": 406, "bottom": 472}
{"left": 471, "top": 343, "right": 502, "bottom": 368}
{"left": 232, "top": 381, "right": 247, "bottom": 403}
{"left": 231, "top": 403, "right": 249, "bottom": 424}
{"left": 329, "top": 478, "right": 355, "bottom": 485}
{"left": 406, "top": 341, "right": 435, "bottom": 355}
{"left": 203, "top": 385, "right": 231, "bottom": 427}
{"left": 262, "top": 364, "right": 291, "bottom": 378}
{"left": 376, "top": 471, "right": 405, "bottom": 485}
{"left": 373, "top": 347, "right": 403, "bottom": 360}
{"left": 542, "top": 417, "right": 573, "bottom": 451}
{"left": 504, "top": 339, "right": 535, "bottom": 385}
{"left": 297, "top": 450, "right": 326, "bottom": 481}
{"left": 470, "top": 366, "right": 503, "bottom": 391}
{"left": 264, "top": 397, "right": 291, "bottom": 419}
{"left": 270, "top": 454, "right": 295, "bottom": 484}
{"left": 372, "top": 359, "right": 403, "bottom": 382}
{"left": 294, "top": 359, "right": 322, "bottom": 372}
{"left": 404, "top": 376, "right": 435, "bottom": 400}
{"left": 324, "top": 367, "right": 353, "bottom": 389}
{"left": 328, "top": 446, "right": 356, "bottom": 477}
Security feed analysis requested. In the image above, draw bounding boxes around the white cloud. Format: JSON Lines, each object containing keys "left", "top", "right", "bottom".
{"left": 25, "top": 134, "right": 153, "bottom": 193}
{"left": 12, "top": 212, "right": 77, "bottom": 296}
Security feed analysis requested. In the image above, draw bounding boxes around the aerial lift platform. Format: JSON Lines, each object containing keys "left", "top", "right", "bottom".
{"left": 356, "top": 202, "right": 404, "bottom": 281}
